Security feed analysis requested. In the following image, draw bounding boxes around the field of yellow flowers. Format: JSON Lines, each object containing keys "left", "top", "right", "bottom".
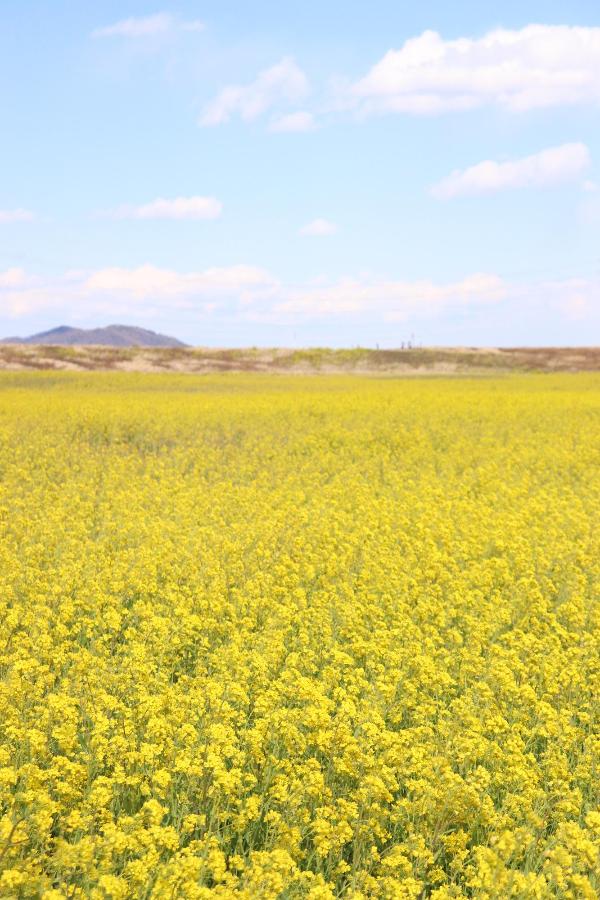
{"left": 1, "top": 371, "right": 599, "bottom": 899}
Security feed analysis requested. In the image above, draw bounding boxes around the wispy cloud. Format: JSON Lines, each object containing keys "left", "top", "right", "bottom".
{"left": 0, "top": 208, "right": 35, "bottom": 223}
{"left": 200, "top": 58, "right": 309, "bottom": 126}
{"left": 350, "top": 25, "right": 600, "bottom": 116}
{"left": 299, "top": 218, "right": 338, "bottom": 236}
{"left": 431, "top": 143, "right": 591, "bottom": 199}
{"left": 106, "top": 196, "right": 223, "bottom": 221}
{"left": 269, "top": 111, "right": 316, "bottom": 133}
{"left": 92, "top": 13, "right": 204, "bottom": 39}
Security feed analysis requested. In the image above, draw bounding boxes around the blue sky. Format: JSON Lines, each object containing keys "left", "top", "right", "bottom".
{"left": 1, "top": 1, "right": 599, "bottom": 346}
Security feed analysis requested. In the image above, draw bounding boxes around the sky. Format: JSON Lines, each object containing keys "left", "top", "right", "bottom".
{"left": 1, "top": 1, "right": 599, "bottom": 347}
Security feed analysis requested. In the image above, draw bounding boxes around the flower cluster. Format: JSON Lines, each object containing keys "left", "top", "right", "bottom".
{"left": 0, "top": 371, "right": 599, "bottom": 898}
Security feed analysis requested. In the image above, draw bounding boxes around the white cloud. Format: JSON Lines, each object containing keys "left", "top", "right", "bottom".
{"left": 0, "top": 208, "right": 35, "bottom": 223}
{"left": 269, "top": 111, "right": 316, "bottom": 132}
{"left": 539, "top": 277, "right": 600, "bottom": 321}
{"left": 300, "top": 218, "right": 338, "bottom": 236}
{"left": 92, "top": 13, "right": 204, "bottom": 39}
{"left": 557, "top": 289, "right": 590, "bottom": 320}
{"left": 109, "top": 196, "right": 223, "bottom": 220}
{"left": 278, "top": 273, "right": 507, "bottom": 318}
{"left": 83, "top": 264, "right": 277, "bottom": 302}
{"left": 200, "top": 58, "right": 309, "bottom": 126}
{"left": 180, "top": 21, "right": 205, "bottom": 34}
{"left": 583, "top": 179, "right": 598, "bottom": 193}
{"left": 195, "top": 24, "right": 600, "bottom": 133}
{"left": 431, "top": 143, "right": 591, "bottom": 199}
{"left": 351, "top": 25, "right": 600, "bottom": 116}
{"left": 0, "top": 270, "right": 51, "bottom": 317}
{"left": 0, "top": 268, "right": 28, "bottom": 287}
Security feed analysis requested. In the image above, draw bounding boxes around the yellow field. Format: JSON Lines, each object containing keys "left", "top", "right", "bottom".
{"left": 1, "top": 372, "right": 599, "bottom": 899}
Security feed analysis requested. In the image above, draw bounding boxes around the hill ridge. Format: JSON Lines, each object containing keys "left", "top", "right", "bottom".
{"left": 2, "top": 324, "right": 187, "bottom": 348}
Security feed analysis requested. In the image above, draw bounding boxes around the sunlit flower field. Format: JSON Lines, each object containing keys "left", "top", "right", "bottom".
{"left": 1, "top": 371, "right": 599, "bottom": 899}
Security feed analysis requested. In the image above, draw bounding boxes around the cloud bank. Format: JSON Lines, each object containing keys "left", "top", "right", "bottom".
{"left": 1, "top": 266, "right": 597, "bottom": 333}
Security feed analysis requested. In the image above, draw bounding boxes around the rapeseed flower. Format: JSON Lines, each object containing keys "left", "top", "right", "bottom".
{"left": 0, "top": 371, "right": 598, "bottom": 897}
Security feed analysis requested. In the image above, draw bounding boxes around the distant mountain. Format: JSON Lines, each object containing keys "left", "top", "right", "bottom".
{"left": 2, "top": 324, "right": 187, "bottom": 348}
